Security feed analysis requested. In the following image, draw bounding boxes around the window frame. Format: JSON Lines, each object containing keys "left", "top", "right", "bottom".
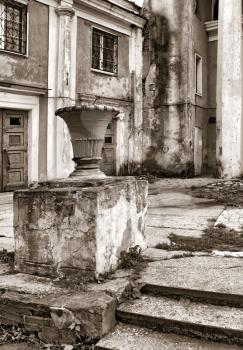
{"left": 91, "top": 26, "right": 118, "bottom": 76}
{"left": 195, "top": 53, "right": 203, "bottom": 97}
{"left": 212, "top": 0, "right": 219, "bottom": 21}
{"left": 0, "top": 0, "right": 28, "bottom": 57}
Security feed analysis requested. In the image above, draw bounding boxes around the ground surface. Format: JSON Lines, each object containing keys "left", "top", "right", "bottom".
{"left": 1, "top": 177, "right": 243, "bottom": 349}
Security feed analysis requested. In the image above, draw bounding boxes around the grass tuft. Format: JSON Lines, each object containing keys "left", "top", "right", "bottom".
{"left": 155, "top": 227, "right": 243, "bottom": 253}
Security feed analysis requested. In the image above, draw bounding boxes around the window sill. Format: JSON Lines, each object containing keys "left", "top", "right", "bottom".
{"left": 0, "top": 49, "right": 28, "bottom": 58}
{"left": 91, "top": 68, "right": 117, "bottom": 77}
{"left": 195, "top": 92, "right": 203, "bottom": 97}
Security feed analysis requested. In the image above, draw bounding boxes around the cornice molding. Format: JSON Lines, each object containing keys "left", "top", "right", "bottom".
{"left": 55, "top": 6, "right": 75, "bottom": 16}
{"left": 74, "top": 0, "right": 146, "bottom": 29}
{"left": 205, "top": 20, "right": 218, "bottom": 42}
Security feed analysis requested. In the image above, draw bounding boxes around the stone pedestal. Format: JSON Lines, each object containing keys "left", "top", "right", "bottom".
{"left": 14, "top": 177, "right": 147, "bottom": 281}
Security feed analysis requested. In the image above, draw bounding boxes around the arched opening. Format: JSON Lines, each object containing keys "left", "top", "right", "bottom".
{"left": 213, "top": 0, "right": 219, "bottom": 20}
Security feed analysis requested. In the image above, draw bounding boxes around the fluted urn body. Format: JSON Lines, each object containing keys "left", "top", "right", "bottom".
{"left": 55, "top": 104, "right": 120, "bottom": 178}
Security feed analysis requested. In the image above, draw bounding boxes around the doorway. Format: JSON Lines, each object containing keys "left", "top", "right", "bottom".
{"left": 100, "top": 118, "right": 116, "bottom": 176}
{"left": 0, "top": 109, "right": 28, "bottom": 192}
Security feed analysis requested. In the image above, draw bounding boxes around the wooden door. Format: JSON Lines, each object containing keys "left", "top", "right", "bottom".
{"left": 1, "top": 109, "right": 28, "bottom": 192}
{"left": 100, "top": 119, "right": 116, "bottom": 175}
{"left": 194, "top": 126, "right": 203, "bottom": 176}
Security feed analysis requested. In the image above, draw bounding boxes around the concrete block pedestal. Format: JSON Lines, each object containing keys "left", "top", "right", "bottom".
{"left": 14, "top": 177, "right": 148, "bottom": 281}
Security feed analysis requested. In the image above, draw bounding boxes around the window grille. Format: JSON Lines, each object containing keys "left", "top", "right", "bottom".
{"left": 0, "top": 0, "right": 27, "bottom": 55}
{"left": 92, "top": 28, "right": 118, "bottom": 74}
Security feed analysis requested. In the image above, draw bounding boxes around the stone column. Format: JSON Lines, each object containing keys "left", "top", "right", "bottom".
{"left": 55, "top": 2, "right": 75, "bottom": 178}
{"left": 55, "top": 2, "right": 75, "bottom": 106}
{"left": 216, "top": 0, "right": 242, "bottom": 178}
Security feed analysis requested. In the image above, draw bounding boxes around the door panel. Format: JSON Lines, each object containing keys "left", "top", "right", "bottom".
{"left": 1, "top": 109, "right": 28, "bottom": 191}
{"left": 194, "top": 126, "right": 203, "bottom": 176}
{"left": 100, "top": 119, "right": 116, "bottom": 175}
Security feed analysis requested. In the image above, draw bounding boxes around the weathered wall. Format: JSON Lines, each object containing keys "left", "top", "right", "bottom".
{"left": 142, "top": 0, "right": 216, "bottom": 176}
{"left": 75, "top": 18, "right": 143, "bottom": 175}
{"left": 192, "top": 0, "right": 210, "bottom": 174}
{"left": 142, "top": 0, "right": 195, "bottom": 176}
{"left": 0, "top": 0, "right": 49, "bottom": 88}
{"left": 207, "top": 40, "right": 217, "bottom": 172}
{"left": 14, "top": 178, "right": 147, "bottom": 280}
{"left": 76, "top": 19, "right": 130, "bottom": 100}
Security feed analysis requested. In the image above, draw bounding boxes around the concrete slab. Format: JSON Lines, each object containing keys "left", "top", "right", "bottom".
{"left": 88, "top": 276, "right": 131, "bottom": 303}
{"left": 148, "top": 178, "right": 220, "bottom": 190}
{"left": 96, "top": 323, "right": 242, "bottom": 350}
{"left": 140, "top": 256, "right": 243, "bottom": 296}
{"left": 142, "top": 248, "right": 196, "bottom": 260}
{"left": 215, "top": 207, "right": 243, "bottom": 231}
{"left": 117, "top": 295, "right": 243, "bottom": 343}
{"left": 146, "top": 187, "right": 224, "bottom": 244}
{"left": 0, "top": 344, "right": 40, "bottom": 350}
{"left": 145, "top": 227, "right": 204, "bottom": 247}
{"left": 147, "top": 214, "right": 212, "bottom": 230}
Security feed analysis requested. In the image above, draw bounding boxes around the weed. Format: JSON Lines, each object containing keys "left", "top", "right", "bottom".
{"left": 118, "top": 245, "right": 145, "bottom": 269}
{"left": 155, "top": 227, "right": 243, "bottom": 253}
{"left": 0, "top": 249, "right": 14, "bottom": 266}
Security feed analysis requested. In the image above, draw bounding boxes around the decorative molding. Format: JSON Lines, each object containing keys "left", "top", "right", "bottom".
{"left": 205, "top": 20, "right": 218, "bottom": 42}
{"left": 205, "top": 18, "right": 243, "bottom": 42}
{"left": 74, "top": 0, "right": 146, "bottom": 33}
{"left": 55, "top": 6, "right": 75, "bottom": 16}
{"left": 77, "top": 93, "right": 133, "bottom": 108}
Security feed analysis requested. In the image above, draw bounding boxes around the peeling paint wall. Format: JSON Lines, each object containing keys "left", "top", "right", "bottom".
{"left": 75, "top": 18, "right": 144, "bottom": 175}
{"left": 0, "top": 0, "right": 49, "bottom": 88}
{"left": 142, "top": 0, "right": 213, "bottom": 176}
{"left": 142, "top": 0, "right": 194, "bottom": 176}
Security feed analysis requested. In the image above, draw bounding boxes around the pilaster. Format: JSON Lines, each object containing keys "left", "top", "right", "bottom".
{"left": 216, "top": 0, "right": 243, "bottom": 178}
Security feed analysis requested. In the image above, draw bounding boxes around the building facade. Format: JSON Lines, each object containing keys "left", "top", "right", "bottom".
{"left": 0, "top": 0, "right": 145, "bottom": 191}
{"left": 142, "top": 0, "right": 243, "bottom": 178}
{"left": 0, "top": 0, "right": 242, "bottom": 192}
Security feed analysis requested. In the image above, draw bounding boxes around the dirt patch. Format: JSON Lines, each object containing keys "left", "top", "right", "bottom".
{"left": 0, "top": 324, "right": 98, "bottom": 349}
{"left": 192, "top": 179, "right": 243, "bottom": 207}
{"left": 0, "top": 249, "right": 14, "bottom": 266}
{"left": 155, "top": 226, "right": 243, "bottom": 252}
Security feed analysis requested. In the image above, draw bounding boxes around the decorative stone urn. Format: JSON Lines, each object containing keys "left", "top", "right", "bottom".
{"left": 55, "top": 103, "right": 120, "bottom": 178}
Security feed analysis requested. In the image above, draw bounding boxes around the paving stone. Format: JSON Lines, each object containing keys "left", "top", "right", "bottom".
{"left": 215, "top": 207, "right": 243, "bottom": 231}
{"left": 148, "top": 178, "right": 220, "bottom": 190}
{"left": 0, "top": 273, "right": 61, "bottom": 295}
{"left": 117, "top": 295, "right": 243, "bottom": 344}
{"left": 142, "top": 248, "right": 196, "bottom": 260}
{"left": 147, "top": 214, "right": 212, "bottom": 230}
{"left": 88, "top": 277, "right": 131, "bottom": 302}
{"left": 0, "top": 238, "right": 14, "bottom": 252}
{"left": 0, "top": 344, "right": 39, "bottom": 350}
{"left": 140, "top": 256, "right": 243, "bottom": 296}
{"left": 96, "top": 323, "right": 242, "bottom": 350}
{"left": 145, "top": 227, "right": 204, "bottom": 247}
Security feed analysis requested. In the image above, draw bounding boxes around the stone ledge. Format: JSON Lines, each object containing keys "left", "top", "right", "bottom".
{"left": 0, "top": 273, "right": 116, "bottom": 344}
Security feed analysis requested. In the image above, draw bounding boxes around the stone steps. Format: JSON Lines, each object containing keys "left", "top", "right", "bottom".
{"left": 96, "top": 323, "right": 243, "bottom": 350}
{"left": 141, "top": 284, "right": 243, "bottom": 308}
{"left": 116, "top": 295, "right": 243, "bottom": 345}
{"left": 95, "top": 284, "right": 243, "bottom": 349}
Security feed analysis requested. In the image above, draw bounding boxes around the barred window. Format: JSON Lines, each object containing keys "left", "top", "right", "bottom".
{"left": 0, "top": 0, "right": 27, "bottom": 55}
{"left": 92, "top": 28, "right": 118, "bottom": 75}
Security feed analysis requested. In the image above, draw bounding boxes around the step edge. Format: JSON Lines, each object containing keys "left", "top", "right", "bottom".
{"left": 116, "top": 310, "right": 243, "bottom": 345}
{"left": 141, "top": 284, "right": 243, "bottom": 307}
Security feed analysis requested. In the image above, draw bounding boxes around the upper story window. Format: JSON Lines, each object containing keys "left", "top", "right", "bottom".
{"left": 0, "top": 0, "right": 27, "bottom": 55}
{"left": 92, "top": 28, "right": 118, "bottom": 75}
{"left": 213, "top": 0, "right": 219, "bottom": 20}
{"left": 195, "top": 53, "right": 202, "bottom": 96}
